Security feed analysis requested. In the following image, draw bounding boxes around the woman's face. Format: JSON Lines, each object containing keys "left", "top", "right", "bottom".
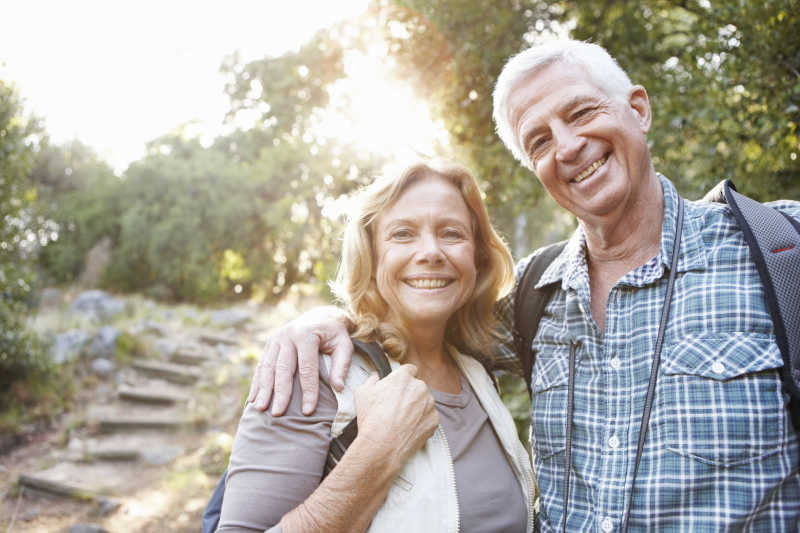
{"left": 373, "top": 175, "right": 477, "bottom": 332}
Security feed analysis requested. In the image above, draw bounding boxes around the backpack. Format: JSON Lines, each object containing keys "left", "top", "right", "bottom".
{"left": 512, "top": 179, "right": 800, "bottom": 427}
{"left": 201, "top": 338, "right": 392, "bottom": 533}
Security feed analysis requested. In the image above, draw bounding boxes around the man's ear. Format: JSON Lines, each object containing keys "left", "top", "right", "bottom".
{"left": 628, "top": 85, "right": 652, "bottom": 133}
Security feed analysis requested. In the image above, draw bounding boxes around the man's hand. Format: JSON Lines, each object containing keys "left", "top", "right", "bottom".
{"left": 354, "top": 364, "right": 439, "bottom": 470}
{"left": 248, "top": 306, "right": 353, "bottom": 416}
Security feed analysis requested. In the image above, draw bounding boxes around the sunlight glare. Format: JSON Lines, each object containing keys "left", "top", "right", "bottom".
{"left": 317, "top": 50, "right": 449, "bottom": 162}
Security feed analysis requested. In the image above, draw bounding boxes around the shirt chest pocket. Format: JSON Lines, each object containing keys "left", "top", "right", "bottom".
{"left": 531, "top": 351, "right": 570, "bottom": 461}
{"left": 656, "top": 332, "right": 788, "bottom": 467}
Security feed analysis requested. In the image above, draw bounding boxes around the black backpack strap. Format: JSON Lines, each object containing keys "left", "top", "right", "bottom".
{"left": 324, "top": 339, "right": 391, "bottom": 476}
{"left": 202, "top": 339, "right": 392, "bottom": 533}
{"left": 201, "top": 469, "right": 227, "bottom": 533}
{"left": 721, "top": 180, "right": 800, "bottom": 414}
{"left": 513, "top": 241, "right": 567, "bottom": 396}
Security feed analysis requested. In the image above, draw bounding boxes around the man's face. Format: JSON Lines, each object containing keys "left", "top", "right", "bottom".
{"left": 507, "top": 62, "right": 653, "bottom": 225}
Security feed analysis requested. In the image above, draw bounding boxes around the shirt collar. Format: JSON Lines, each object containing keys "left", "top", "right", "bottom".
{"left": 535, "top": 174, "right": 707, "bottom": 290}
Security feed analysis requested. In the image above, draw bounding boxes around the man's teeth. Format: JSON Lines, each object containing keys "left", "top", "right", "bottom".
{"left": 572, "top": 155, "right": 608, "bottom": 183}
{"left": 407, "top": 279, "right": 449, "bottom": 289}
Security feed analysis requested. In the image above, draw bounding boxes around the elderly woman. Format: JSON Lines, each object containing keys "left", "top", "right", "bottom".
{"left": 217, "top": 161, "right": 535, "bottom": 533}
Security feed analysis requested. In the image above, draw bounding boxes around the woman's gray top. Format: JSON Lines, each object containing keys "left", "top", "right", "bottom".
{"left": 217, "top": 367, "right": 527, "bottom": 533}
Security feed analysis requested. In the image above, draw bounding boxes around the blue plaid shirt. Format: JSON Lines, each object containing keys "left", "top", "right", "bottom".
{"left": 496, "top": 175, "right": 800, "bottom": 532}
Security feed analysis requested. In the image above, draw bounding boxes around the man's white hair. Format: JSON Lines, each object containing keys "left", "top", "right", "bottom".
{"left": 492, "top": 39, "right": 634, "bottom": 170}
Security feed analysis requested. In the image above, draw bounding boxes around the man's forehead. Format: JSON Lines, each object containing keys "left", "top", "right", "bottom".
{"left": 509, "top": 63, "right": 605, "bottom": 109}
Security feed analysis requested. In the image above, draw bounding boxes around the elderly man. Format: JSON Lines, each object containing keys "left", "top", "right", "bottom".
{"left": 248, "top": 40, "right": 800, "bottom": 531}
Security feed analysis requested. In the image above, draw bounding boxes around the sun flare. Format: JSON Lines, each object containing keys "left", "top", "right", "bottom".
{"left": 317, "top": 49, "right": 450, "bottom": 162}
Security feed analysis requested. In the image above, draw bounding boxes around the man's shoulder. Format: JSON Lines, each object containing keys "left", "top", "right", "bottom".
{"left": 764, "top": 199, "right": 800, "bottom": 220}
{"left": 687, "top": 196, "right": 800, "bottom": 243}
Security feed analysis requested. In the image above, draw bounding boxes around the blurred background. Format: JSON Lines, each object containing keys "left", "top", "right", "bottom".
{"left": 1, "top": 0, "right": 798, "bottom": 530}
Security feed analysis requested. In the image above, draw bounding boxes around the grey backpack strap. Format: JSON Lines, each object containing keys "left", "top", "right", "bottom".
{"left": 722, "top": 180, "right": 800, "bottom": 412}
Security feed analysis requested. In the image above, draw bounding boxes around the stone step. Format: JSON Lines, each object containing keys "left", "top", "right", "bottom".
{"left": 198, "top": 331, "right": 240, "bottom": 346}
{"left": 117, "top": 385, "right": 188, "bottom": 404}
{"left": 84, "top": 448, "right": 141, "bottom": 461}
{"left": 66, "top": 434, "right": 186, "bottom": 465}
{"left": 170, "top": 345, "right": 213, "bottom": 365}
{"left": 93, "top": 415, "right": 186, "bottom": 431}
{"left": 19, "top": 472, "right": 99, "bottom": 501}
{"left": 18, "top": 460, "right": 161, "bottom": 503}
{"left": 130, "top": 359, "right": 200, "bottom": 384}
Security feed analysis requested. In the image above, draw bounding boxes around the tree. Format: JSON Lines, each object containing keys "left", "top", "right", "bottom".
{"left": 0, "top": 78, "right": 47, "bottom": 390}
{"left": 379, "top": 0, "right": 799, "bottom": 253}
{"left": 31, "top": 140, "right": 122, "bottom": 283}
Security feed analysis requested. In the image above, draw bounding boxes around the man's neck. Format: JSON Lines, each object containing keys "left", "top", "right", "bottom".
{"left": 582, "top": 175, "right": 664, "bottom": 330}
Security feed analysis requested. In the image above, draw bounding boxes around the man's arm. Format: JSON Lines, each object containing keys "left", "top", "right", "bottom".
{"left": 248, "top": 306, "right": 354, "bottom": 415}
{"left": 280, "top": 366, "right": 439, "bottom": 533}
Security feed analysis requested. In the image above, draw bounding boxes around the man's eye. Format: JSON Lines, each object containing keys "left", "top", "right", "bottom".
{"left": 528, "top": 137, "right": 550, "bottom": 158}
{"left": 571, "top": 107, "right": 594, "bottom": 121}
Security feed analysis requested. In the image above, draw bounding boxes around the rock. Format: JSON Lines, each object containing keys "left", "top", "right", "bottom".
{"left": 67, "top": 523, "right": 110, "bottom": 533}
{"left": 141, "top": 320, "right": 168, "bottom": 337}
{"left": 69, "top": 290, "right": 125, "bottom": 321}
{"left": 154, "top": 338, "right": 178, "bottom": 358}
{"left": 199, "top": 331, "right": 239, "bottom": 346}
{"left": 87, "top": 325, "right": 120, "bottom": 359}
{"left": 77, "top": 236, "right": 112, "bottom": 289}
{"left": 93, "top": 497, "right": 121, "bottom": 516}
{"left": 51, "top": 329, "right": 90, "bottom": 364}
{"left": 210, "top": 308, "right": 252, "bottom": 328}
{"left": 90, "top": 358, "right": 115, "bottom": 377}
{"left": 141, "top": 445, "right": 182, "bottom": 465}
{"left": 39, "top": 287, "right": 63, "bottom": 308}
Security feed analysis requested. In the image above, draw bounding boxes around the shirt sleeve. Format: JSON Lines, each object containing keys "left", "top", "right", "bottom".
{"left": 216, "top": 367, "right": 338, "bottom": 532}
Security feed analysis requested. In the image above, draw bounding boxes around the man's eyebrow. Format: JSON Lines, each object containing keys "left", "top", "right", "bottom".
{"left": 558, "top": 93, "right": 599, "bottom": 113}
{"left": 520, "top": 94, "right": 601, "bottom": 149}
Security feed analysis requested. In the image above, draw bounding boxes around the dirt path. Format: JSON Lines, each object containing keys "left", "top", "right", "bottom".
{"left": 0, "top": 293, "right": 318, "bottom": 533}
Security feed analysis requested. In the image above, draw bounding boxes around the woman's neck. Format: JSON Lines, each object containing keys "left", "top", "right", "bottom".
{"left": 402, "top": 323, "right": 462, "bottom": 394}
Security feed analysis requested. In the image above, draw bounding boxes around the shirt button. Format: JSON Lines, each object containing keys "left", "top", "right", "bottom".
{"left": 601, "top": 516, "right": 614, "bottom": 532}
{"left": 535, "top": 375, "right": 543, "bottom": 387}
{"left": 711, "top": 360, "right": 725, "bottom": 374}
{"left": 609, "top": 357, "right": 621, "bottom": 370}
{"left": 608, "top": 435, "right": 620, "bottom": 449}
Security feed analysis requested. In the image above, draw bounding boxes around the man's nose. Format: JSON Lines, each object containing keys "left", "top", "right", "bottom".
{"left": 553, "top": 123, "right": 585, "bottom": 163}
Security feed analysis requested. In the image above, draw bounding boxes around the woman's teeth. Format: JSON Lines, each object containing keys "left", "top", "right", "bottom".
{"left": 407, "top": 279, "right": 449, "bottom": 289}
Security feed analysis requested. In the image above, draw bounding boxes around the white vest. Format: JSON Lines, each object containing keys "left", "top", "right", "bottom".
{"left": 322, "top": 346, "right": 535, "bottom": 533}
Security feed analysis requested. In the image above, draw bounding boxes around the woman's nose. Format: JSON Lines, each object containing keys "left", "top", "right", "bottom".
{"left": 416, "top": 233, "right": 445, "bottom": 264}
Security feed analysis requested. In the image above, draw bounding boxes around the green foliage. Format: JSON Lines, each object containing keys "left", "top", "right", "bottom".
{"left": 30, "top": 23, "right": 383, "bottom": 304}
{"left": 31, "top": 140, "right": 122, "bottom": 283}
{"left": 498, "top": 372, "right": 532, "bottom": 445}
{"left": 566, "top": 0, "right": 800, "bottom": 201}
{"left": 381, "top": 0, "right": 799, "bottom": 253}
{"left": 0, "top": 78, "right": 50, "bottom": 395}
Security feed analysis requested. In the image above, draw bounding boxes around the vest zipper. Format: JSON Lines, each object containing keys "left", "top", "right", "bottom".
{"left": 437, "top": 427, "right": 460, "bottom": 533}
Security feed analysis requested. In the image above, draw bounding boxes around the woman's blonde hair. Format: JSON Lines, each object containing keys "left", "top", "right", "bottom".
{"left": 331, "top": 161, "right": 514, "bottom": 363}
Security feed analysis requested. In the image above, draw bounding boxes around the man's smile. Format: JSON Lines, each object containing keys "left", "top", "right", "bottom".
{"left": 571, "top": 154, "right": 609, "bottom": 183}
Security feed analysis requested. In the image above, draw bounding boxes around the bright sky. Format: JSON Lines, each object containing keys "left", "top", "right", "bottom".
{"left": 1, "top": 0, "right": 446, "bottom": 173}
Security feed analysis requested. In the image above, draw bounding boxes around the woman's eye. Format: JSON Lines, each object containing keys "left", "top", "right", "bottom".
{"left": 390, "top": 229, "right": 413, "bottom": 240}
{"left": 442, "top": 229, "right": 465, "bottom": 240}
